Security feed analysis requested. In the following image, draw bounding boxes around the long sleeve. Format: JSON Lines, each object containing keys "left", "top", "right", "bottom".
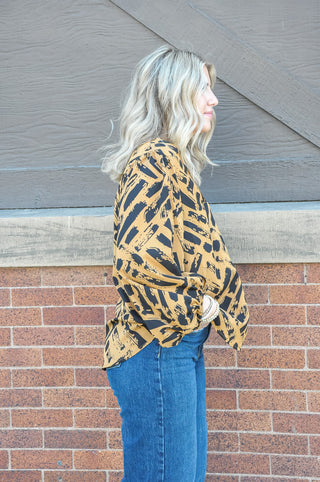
{"left": 103, "top": 138, "right": 249, "bottom": 369}
{"left": 112, "top": 150, "right": 206, "bottom": 345}
{"left": 211, "top": 269, "right": 248, "bottom": 351}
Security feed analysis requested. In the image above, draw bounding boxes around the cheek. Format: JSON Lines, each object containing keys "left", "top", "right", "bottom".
{"left": 197, "top": 94, "right": 206, "bottom": 112}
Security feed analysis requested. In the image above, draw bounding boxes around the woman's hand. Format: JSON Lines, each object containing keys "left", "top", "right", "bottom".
{"left": 201, "top": 294, "right": 220, "bottom": 322}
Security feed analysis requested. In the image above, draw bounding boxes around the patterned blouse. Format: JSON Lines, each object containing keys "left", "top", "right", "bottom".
{"left": 103, "top": 138, "right": 249, "bottom": 369}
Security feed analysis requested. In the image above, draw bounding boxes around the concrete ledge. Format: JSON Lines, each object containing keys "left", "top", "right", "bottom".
{"left": 0, "top": 208, "right": 114, "bottom": 267}
{"left": 0, "top": 203, "right": 319, "bottom": 267}
{"left": 213, "top": 202, "right": 320, "bottom": 264}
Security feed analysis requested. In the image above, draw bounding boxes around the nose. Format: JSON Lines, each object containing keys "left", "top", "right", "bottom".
{"left": 209, "top": 92, "right": 218, "bottom": 107}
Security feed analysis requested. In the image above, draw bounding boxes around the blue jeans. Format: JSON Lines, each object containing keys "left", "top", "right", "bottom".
{"left": 107, "top": 324, "right": 211, "bottom": 482}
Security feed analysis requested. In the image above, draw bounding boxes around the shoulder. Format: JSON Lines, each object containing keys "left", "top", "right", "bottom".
{"left": 115, "top": 139, "right": 180, "bottom": 215}
{"left": 127, "top": 138, "right": 184, "bottom": 179}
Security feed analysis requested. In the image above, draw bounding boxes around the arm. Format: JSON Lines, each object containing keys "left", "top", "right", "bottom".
{"left": 113, "top": 151, "right": 205, "bottom": 344}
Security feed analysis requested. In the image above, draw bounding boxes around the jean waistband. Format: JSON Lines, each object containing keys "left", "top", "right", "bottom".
{"left": 182, "top": 323, "right": 211, "bottom": 344}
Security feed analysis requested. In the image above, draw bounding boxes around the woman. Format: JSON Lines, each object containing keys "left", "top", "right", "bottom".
{"left": 102, "top": 45, "right": 249, "bottom": 481}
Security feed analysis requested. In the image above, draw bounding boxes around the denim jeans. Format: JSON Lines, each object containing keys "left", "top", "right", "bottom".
{"left": 107, "top": 324, "right": 211, "bottom": 482}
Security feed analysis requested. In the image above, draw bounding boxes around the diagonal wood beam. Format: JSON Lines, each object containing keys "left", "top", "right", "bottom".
{"left": 110, "top": 0, "right": 320, "bottom": 148}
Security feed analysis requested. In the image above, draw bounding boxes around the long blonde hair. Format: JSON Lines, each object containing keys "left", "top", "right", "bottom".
{"left": 101, "top": 45, "right": 217, "bottom": 185}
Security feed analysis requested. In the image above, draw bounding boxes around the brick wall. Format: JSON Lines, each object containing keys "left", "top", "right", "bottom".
{"left": 0, "top": 264, "right": 319, "bottom": 481}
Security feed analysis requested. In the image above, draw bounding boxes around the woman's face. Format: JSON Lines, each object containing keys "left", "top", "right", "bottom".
{"left": 197, "top": 65, "right": 218, "bottom": 133}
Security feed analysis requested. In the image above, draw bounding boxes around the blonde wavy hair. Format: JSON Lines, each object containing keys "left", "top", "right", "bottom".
{"left": 101, "top": 45, "right": 217, "bottom": 186}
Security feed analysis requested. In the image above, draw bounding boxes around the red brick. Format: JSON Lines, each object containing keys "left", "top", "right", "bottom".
{"left": 74, "top": 409, "right": 121, "bottom": 428}
{"left": 273, "top": 413, "right": 320, "bottom": 434}
{"left": 12, "top": 409, "right": 73, "bottom": 427}
{"left": 108, "top": 430, "right": 122, "bottom": 449}
{"left": 43, "top": 347, "right": 101, "bottom": 367}
{"left": 0, "top": 429, "right": 42, "bottom": 448}
{"left": 237, "top": 264, "right": 304, "bottom": 284}
{"left": 248, "top": 305, "right": 306, "bottom": 325}
{"left": 0, "top": 268, "right": 41, "bottom": 287}
{"left": 207, "top": 453, "right": 269, "bottom": 475}
{"left": 241, "top": 326, "right": 271, "bottom": 346}
{"left": 0, "top": 410, "right": 10, "bottom": 427}
{"left": 271, "top": 455, "right": 320, "bottom": 477}
{"left": 308, "top": 392, "right": 320, "bottom": 412}
{"left": 308, "top": 305, "right": 320, "bottom": 324}
{"left": 43, "top": 306, "right": 105, "bottom": 325}
{"left": 44, "top": 471, "right": 106, "bottom": 482}
{"left": 206, "top": 369, "right": 270, "bottom": 389}
{"left": 103, "top": 266, "right": 114, "bottom": 283}
{"left": 43, "top": 388, "right": 105, "bottom": 407}
{"left": 239, "top": 348, "right": 305, "bottom": 369}
{"left": 0, "top": 472, "right": 42, "bottom": 481}
{"left": 206, "top": 390, "right": 236, "bottom": 410}
{"left": 204, "top": 347, "right": 236, "bottom": 367}
{"left": 306, "top": 263, "right": 320, "bottom": 283}
{"left": 0, "top": 370, "right": 10, "bottom": 388}
{"left": 273, "top": 326, "right": 320, "bottom": 346}
{"left": 0, "top": 328, "right": 10, "bottom": 346}
{"left": 310, "top": 436, "right": 320, "bottom": 455}
{"left": 44, "top": 429, "right": 106, "bottom": 449}
{"left": 75, "top": 368, "right": 107, "bottom": 387}
{"left": 206, "top": 477, "right": 238, "bottom": 482}
{"left": 0, "top": 348, "right": 41, "bottom": 367}
{"left": 106, "top": 388, "right": 119, "bottom": 408}
{"left": 105, "top": 373, "right": 110, "bottom": 388}
{"left": 13, "top": 326, "right": 74, "bottom": 346}
{"left": 74, "top": 449, "right": 123, "bottom": 470}
{"left": 241, "top": 478, "right": 306, "bottom": 482}
{"left": 242, "top": 286, "right": 268, "bottom": 304}
{"left": 206, "top": 328, "right": 227, "bottom": 347}
{"left": 76, "top": 326, "right": 105, "bottom": 345}
{"left": 106, "top": 306, "right": 116, "bottom": 320}
{"left": 239, "top": 390, "right": 306, "bottom": 411}
{"left": 207, "top": 411, "right": 271, "bottom": 432}
{"left": 0, "top": 308, "right": 41, "bottom": 326}
{"left": 41, "top": 266, "right": 107, "bottom": 287}
{"left": 74, "top": 286, "right": 118, "bottom": 305}
{"left": 11, "top": 450, "right": 72, "bottom": 469}
{"left": 272, "top": 370, "right": 320, "bottom": 390}
{"left": 270, "top": 285, "right": 320, "bottom": 304}
{"left": 0, "top": 290, "right": 10, "bottom": 307}
{"left": 207, "top": 432, "right": 238, "bottom": 452}
{"left": 108, "top": 472, "right": 123, "bottom": 482}
{"left": 12, "top": 288, "right": 73, "bottom": 307}
{"left": 308, "top": 349, "right": 320, "bottom": 369}
{"left": 0, "top": 451, "right": 9, "bottom": 469}
{"left": 0, "top": 389, "right": 41, "bottom": 407}
{"left": 12, "top": 368, "right": 74, "bottom": 387}
{"left": 240, "top": 433, "right": 308, "bottom": 455}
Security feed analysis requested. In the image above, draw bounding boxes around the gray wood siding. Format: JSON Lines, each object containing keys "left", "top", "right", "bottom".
{"left": 1, "top": 0, "right": 319, "bottom": 209}
{"left": 112, "top": 0, "right": 320, "bottom": 146}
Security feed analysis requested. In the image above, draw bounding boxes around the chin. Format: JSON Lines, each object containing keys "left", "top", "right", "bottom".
{"left": 201, "top": 124, "right": 211, "bottom": 134}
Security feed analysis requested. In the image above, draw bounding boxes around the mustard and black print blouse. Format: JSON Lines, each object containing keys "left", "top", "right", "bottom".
{"left": 103, "top": 138, "right": 249, "bottom": 369}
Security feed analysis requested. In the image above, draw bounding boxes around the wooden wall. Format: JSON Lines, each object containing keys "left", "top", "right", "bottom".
{"left": 1, "top": 0, "right": 319, "bottom": 209}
